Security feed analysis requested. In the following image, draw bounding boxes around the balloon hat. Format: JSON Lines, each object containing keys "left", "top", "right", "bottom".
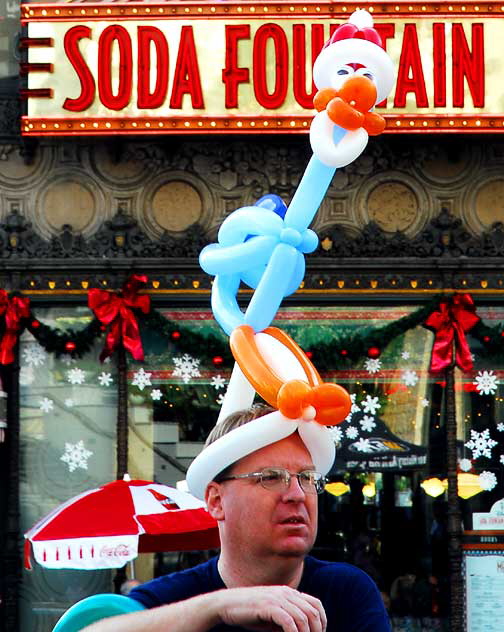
{"left": 187, "top": 9, "right": 396, "bottom": 500}
{"left": 187, "top": 326, "right": 351, "bottom": 499}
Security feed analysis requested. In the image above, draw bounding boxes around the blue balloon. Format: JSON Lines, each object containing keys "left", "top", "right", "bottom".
{"left": 255, "top": 193, "right": 287, "bottom": 219}
{"left": 52, "top": 594, "right": 145, "bottom": 632}
{"left": 200, "top": 141, "right": 345, "bottom": 336}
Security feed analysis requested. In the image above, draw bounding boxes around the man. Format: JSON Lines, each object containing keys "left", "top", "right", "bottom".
{"left": 83, "top": 405, "right": 390, "bottom": 632}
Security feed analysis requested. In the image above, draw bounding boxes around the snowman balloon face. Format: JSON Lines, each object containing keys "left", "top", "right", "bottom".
{"left": 309, "top": 11, "right": 396, "bottom": 168}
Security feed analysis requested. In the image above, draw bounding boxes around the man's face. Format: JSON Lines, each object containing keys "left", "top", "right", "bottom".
{"left": 214, "top": 432, "right": 319, "bottom": 561}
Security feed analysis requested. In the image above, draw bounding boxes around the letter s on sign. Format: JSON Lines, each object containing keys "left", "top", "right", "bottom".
{"left": 63, "top": 25, "right": 96, "bottom": 112}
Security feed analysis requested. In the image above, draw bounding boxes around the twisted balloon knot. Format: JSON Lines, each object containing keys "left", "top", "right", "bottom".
{"left": 277, "top": 380, "right": 351, "bottom": 426}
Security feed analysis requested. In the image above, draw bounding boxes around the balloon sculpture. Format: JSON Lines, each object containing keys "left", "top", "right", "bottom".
{"left": 189, "top": 9, "right": 396, "bottom": 495}
{"left": 50, "top": 9, "right": 395, "bottom": 631}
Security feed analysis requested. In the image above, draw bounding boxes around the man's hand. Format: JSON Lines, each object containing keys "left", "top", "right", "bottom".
{"left": 215, "top": 586, "right": 327, "bottom": 632}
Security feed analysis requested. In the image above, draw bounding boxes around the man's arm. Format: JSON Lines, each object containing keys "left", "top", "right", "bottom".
{"left": 82, "top": 586, "right": 327, "bottom": 632}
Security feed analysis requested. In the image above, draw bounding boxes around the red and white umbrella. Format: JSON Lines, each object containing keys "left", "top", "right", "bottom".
{"left": 24, "top": 477, "right": 220, "bottom": 571}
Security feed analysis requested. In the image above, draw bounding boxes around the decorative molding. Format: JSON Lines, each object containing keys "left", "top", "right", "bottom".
{"left": 0, "top": 207, "right": 500, "bottom": 294}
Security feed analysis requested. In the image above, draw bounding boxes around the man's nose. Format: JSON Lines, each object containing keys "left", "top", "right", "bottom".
{"left": 282, "top": 474, "right": 306, "bottom": 500}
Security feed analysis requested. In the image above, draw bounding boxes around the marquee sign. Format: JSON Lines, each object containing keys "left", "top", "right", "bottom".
{"left": 20, "top": 1, "right": 503, "bottom": 136}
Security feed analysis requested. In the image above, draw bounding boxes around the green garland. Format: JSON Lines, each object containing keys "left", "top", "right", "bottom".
{"left": 11, "top": 292, "right": 504, "bottom": 369}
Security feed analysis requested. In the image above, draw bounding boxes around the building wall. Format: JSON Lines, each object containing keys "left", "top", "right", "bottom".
{"left": 1, "top": 136, "right": 504, "bottom": 242}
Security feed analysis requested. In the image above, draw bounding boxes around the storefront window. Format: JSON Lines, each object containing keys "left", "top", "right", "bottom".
{"left": 15, "top": 300, "right": 504, "bottom": 630}
{"left": 19, "top": 306, "right": 117, "bottom": 631}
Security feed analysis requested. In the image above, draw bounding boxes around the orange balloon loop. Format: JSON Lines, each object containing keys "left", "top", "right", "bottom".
{"left": 309, "top": 382, "right": 352, "bottom": 426}
{"left": 277, "top": 380, "right": 313, "bottom": 419}
{"left": 277, "top": 380, "right": 351, "bottom": 426}
{"left": 337, "top": 75, "right": 377, "bottom": 113}
{"left": 313, "top": 87, "right": 339, "bottom": 112}
{"left": 363, "top": 111, "right": 386, "bottom": 136}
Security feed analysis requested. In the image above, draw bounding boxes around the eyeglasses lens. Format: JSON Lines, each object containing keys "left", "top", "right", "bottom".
{"left": 260, "top": 468, "right": 323, "bottom": 494}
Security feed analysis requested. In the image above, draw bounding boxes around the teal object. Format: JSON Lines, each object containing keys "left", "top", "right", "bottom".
{"left": 52, "top": 594, "right": 146, "bottom": 632}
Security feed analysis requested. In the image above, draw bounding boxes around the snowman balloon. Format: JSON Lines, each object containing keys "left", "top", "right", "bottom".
{"left": 310, "top": 9, "right": 395, "bottom": 168}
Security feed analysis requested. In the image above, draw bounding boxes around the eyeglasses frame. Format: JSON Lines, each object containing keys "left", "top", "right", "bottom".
{"left": 216, "top": 467, "right": 327, "bottom": 495}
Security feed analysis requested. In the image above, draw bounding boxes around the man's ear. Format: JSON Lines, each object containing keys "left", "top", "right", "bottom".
{"left": 205, "top": 482, "right": 225, "bottom": 520}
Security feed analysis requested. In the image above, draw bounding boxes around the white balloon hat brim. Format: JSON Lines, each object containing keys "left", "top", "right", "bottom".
{"left": 186, "top": 410, "right": 335, "bottom": 500}
{"left": 313, "top": 38, "right": 395, "bottom": 104}
{"left": 186, "top": 330, "right": 336, "bottom": 500}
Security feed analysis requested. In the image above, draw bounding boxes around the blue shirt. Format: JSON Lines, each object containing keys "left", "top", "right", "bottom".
{"left": 129, "top": 555, "right": 391, "bottom": 632}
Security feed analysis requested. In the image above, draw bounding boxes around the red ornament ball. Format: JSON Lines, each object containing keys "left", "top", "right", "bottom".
{"left": 65, "top": 341, "right": 76, "bottom": 352}
{"left": 367, "top": 346, "right": 381, "bottom": 358}
{"left": 340, "top": 349, "right": 348, "bottom": 356}
{"left": 305, "top": 351, "right": 313, "bottom": 360}
{"left": 171, "top": 331, "right": 181, "bottom": 341}
{"left": 31, "top": 320, "right": 40, "bottom": 329}
{"left": 213, "top": 355, "right": 224, "bottom": 367}
{"left": 483, "top": 335, "right": 491, "bottom": 343}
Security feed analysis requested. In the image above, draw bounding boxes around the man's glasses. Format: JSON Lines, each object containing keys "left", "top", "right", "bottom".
{"left": 217, "top": 467, "right": 327, "bottom": 495}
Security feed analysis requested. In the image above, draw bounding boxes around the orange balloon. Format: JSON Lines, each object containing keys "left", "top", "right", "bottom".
{"left": 277, "top": 380, "right": 312, "bottom": 419}
{"left": 326, "top": 98, "right": 364, "bottom": 131}
{"left": 309, "top": 383, "right": 352, "bottom": 426}
{"left": 363, "top": 111, "right": 386, "bottom": 136}
{"left": 313, "top": 88, "right": 339, "bottom": 112}
{"left": 230, "top": 326, "right": 321, "bottom": 409}
{"left": 338, "top": 76, "right": 377, "bottom": 113}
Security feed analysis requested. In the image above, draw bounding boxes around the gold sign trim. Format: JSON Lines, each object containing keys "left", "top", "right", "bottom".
{"left": 21, "top": 2, "right": 504, "bottom": 21}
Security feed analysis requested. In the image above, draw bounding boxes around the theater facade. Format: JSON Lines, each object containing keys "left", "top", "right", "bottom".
{"left": 2, "top": 2, "right": 504, "bottom": 631}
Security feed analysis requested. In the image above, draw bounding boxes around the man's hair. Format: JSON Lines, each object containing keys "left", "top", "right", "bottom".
{"left": 204, "top": 403, "right": 274, "bottom": 447}
{"left": 204, "top": 403, "right": 274, "bottom": 481}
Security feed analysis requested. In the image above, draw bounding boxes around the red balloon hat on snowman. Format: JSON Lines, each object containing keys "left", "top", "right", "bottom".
{"left": 310, "top": 9, "right": 395, "bottom": 168}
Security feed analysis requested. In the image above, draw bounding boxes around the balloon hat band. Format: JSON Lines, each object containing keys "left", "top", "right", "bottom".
{"left": 186, "top": 327, "right": 351, "bottom": 500}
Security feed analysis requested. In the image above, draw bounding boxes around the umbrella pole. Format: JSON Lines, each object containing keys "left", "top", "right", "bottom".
{"left": 129, "top": 559, "right": 135, "bottom": 580}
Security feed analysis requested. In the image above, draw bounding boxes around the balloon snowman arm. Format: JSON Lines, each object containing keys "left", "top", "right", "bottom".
{"left": 52, "top": 594, "right": 145, "bottom": 632}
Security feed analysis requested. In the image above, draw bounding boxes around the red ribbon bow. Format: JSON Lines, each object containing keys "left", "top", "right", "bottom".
{"left": 88, "top": 275, "right": 150, "bottom": 362}
{"left": 0, "top": 291, "right": 30, "bottom": 364}
{"left": 424, "top": 294, "right": 480, "bottom": 373}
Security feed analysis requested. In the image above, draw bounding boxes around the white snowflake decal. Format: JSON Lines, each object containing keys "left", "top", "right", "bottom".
{"left": 401, "top": 351, "right": 410, "bottom": 360}
{"left": 345, "top": 394, "right": 360, "bottom": 423}
{"left": 173, "top": 354, "right": 201, "bottom": 384}
{"left": 360, "top": 415, "right": 376, "bottom": 432}
{"left": 97, "top": 372, "right": 113, "bottom": 387}
{"left": 67, "top": 368, "right": 86, "bottom": 385}
{"left": 216, "top": 393, "right": 225, "bottom": 405}
{"left": 500, "top": 455, "right": 504, "bottom": 466}
{"left": 459, "top": 458, "right": 472, "bottom": 472}
{"left": 497, "top": 423, "right": 504, "bottom": 432}
{"left": 22, "top": 343, "right": 47, "bottom": 367}
{"left": 39, "top": 397, "right": 54, "bottom": 413}
{"left": 64, "top": 398, "right": 74, "bottom": 408}
{"left": 60, "top": 440, "right": 93, "bottom": 473}
{"left": 132, "top": 367, "right": 152, "bottom": 391}
{"left": 421, "top": 398, "right": 430, "bottom": 408}
{"left": 479, "top": 471, "right": 498, "bottom": 491}
{"left": 362, "top": 395, "right": 381, "bottom": 416}
{"left": 346, "top": 426, "right": 359, "bottom": 439}
{"left": 402, "top": 370, "right": 419, "bottom": 387}
{"left": 354, "top": 438, "right": 373, "bottom": 452}
{"left": 151, "top": 389, "right": 162, "bottom": 401}
{"left": 465, "top": 429, "right": 498, "bottom": 459}
{"left": 60, "top": 354, "right": 75, "bottom": 366}
{"left": 364, "top": 358, "right": 381, "bottom": 375}
{"left": 473, "top": 370, "right": 499, "bottom": 395}
{"left": 211, "top": 375, "right": 226, "bottom": 390}
{"left": 329, "top": 426, "right": 343, "bottom": 445}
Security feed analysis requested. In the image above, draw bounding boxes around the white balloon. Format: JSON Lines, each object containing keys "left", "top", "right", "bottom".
{"left": 313, "top": 38, "right": 395, "bottom": 104}
{"left": 310, "top": 112, "right": 369, "bottom": 168}
{"left": 186, "top": 411, "right": 336, "bottom": 500}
